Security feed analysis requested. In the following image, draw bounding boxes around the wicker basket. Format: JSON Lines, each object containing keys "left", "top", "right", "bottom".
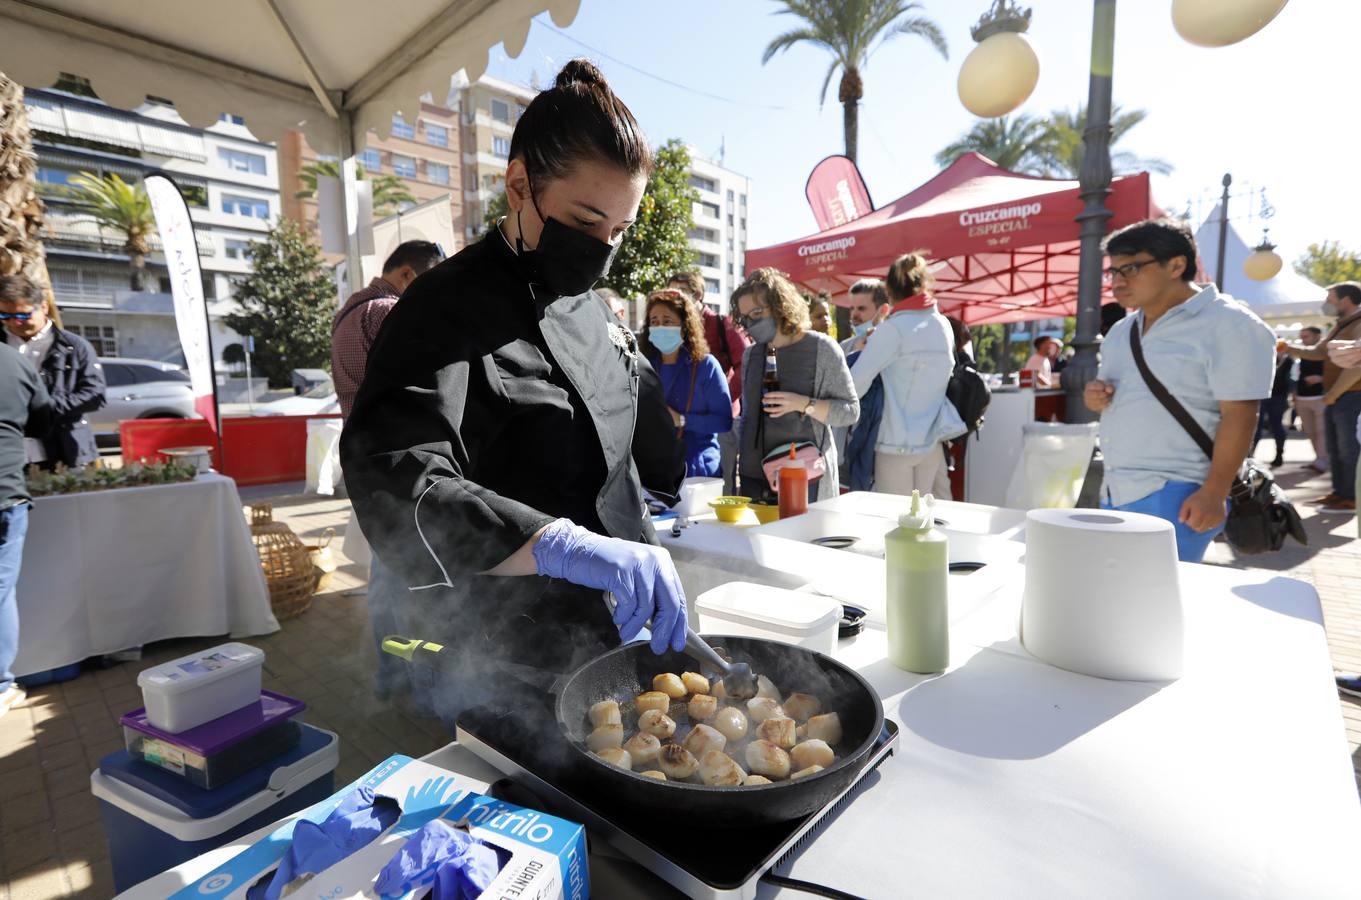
{"left": 305, "top": 528, "right": 338, "bottom": 593}
{"left": 249, "top": 516, "right": 315, "bottom": 620}
{"left": 249, "top": 503, "right": 274, "bottom": 528}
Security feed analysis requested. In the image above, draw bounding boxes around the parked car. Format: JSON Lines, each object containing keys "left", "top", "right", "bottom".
{"left": 254, "top": 380, "right": 340, "bottom": 417}
{"left": 91, "top": 357, "right": 201, "bottom": 449}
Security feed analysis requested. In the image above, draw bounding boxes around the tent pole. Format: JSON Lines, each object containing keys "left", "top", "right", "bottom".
{"left": 337, "top": 111, "right": 366, "bottom": 298}
{"left": 1063, "top": 0, "right": 1117, "bottom": 425}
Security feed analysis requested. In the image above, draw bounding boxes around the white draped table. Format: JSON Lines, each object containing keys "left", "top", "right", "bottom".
{"left": 13, "top": 473, "right": 278, "bottom": 677}
{"left": 135, "top": 560, "right": 1360, "bottom": 899}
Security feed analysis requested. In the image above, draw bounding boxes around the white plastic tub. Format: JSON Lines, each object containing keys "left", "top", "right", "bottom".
{"left": 676, "top": 476, "right": 725, "bottom": 519}
{"left": 137, "top": 642, "right": 265, "bottom": 733}
{"left": 696, "top": 582, "right": 841, "bottom": 655}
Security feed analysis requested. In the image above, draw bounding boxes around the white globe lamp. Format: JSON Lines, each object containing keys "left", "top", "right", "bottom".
{"left": 1244, "top": 231, "right": 1284, "bottom": 282}
{"left": 958, "top": 2, "right": 1040, "bottom": 119}
{"left": 1172, "top": 0, "right": 1290, "bottom": 49}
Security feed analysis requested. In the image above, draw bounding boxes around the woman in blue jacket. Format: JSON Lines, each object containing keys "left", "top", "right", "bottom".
{"left": 640, "top": 289, "right": 732, "bottom": 477}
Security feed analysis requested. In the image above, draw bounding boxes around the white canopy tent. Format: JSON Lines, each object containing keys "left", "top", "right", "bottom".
{"left": 1194, "top": 203, "right": 1326, "bottom": 324}
{"left": 0, "top": 0, "right": 581, "bottom": 275}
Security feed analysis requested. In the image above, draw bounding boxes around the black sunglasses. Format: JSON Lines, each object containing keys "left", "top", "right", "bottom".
{"left": 0, "top": 312, "right": 33, "bottom": 321}
{"left": 1103, "top": 258, "right": 1162, "bottom": 282}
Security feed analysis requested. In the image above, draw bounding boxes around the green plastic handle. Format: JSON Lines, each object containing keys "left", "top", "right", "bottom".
{"left": 381, "top": 635, "right": 444, "bottom": 662}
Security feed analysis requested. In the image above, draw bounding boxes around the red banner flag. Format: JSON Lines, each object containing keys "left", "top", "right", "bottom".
{"left": 804, "top": 155, "right": 875, "bottom": 232}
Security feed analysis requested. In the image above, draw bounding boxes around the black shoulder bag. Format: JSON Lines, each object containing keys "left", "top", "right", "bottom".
{"left": 1129, "top": 325, "right": 1306, "bottom": 554}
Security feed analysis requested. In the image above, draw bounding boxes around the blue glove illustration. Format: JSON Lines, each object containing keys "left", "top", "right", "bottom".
{"left": 396, "top": 776, "right": 460, "bottom": 832}
{"left": 375, "top": 819, "right": 505, "bottom": 899}
{"left": 248, "top": 786, "right": 400, "bottom": 900}
{"left": 533, "top": 518, "right": 688, "bottom": 654}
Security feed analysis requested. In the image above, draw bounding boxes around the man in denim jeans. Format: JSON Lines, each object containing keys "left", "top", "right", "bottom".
{"left": 1280, "top": 281, "right": 1361, "bottom": 512}
{"left": 0, "top": 340, "right": 52, "bottom": 717}
{"left": 1084, "top": 219, "right": 1275, "bottom": 562}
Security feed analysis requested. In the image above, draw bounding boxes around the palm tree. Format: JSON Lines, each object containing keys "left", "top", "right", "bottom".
{"left": 66, "top": 172, "right": 156, "bottom": 291}
{"left": 762, "top": 0, "right": 948, "bottom": 163}
{"left": 295, "top": 161, "right": 416, "bottom": 218}
{"left": 0, "top": 72, "right": 62, "bottom": 324}
{"left": 935, "top": 114, "right": 1051, "bottom": 174}
{"left": 1037, "top": 106, "right": 1173, "bottom": 178}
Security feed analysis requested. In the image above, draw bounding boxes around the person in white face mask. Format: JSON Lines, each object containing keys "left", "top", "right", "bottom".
{"left": 841, "top": 279, "right": 891, "bottom": 355}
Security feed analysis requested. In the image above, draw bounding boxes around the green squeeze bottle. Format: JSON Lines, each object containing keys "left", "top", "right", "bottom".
{"left": 884, "top": 490, "right": 949, "bottom": 673}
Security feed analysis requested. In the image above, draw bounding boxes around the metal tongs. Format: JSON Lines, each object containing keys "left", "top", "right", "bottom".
{"left": 605, "top": 592, "right": 759, "bottom": 701}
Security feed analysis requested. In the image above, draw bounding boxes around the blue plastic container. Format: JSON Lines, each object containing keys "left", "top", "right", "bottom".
{"left": 17, "top": 662, "right": 82, "bottom": 687}
{"left": 91, "top": 722, "right": 338, "bottom": 893}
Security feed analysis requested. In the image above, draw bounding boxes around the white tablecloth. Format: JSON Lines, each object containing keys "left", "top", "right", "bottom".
{"left": 136, "top": 559, "right": 1359, "bottom": 899}
{"left": 14, "top": 473, "right": 277, "bottom": 677}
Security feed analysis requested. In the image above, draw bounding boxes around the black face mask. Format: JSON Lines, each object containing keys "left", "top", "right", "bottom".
{"left": 515, "top": 188, "right": 618, "bottom": 298}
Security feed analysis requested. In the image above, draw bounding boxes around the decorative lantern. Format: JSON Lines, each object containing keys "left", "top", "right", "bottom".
{"left": 1172, "top": 0, "right": 1290, "bottom": 48}
{"left": 1244, "top": 230, "right": 1283, "bottom": 282}
{"left": 958, "top": 1, "right": 1040, "bottom": 119}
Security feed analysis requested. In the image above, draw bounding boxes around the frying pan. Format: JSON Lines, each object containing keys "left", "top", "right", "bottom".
{"left": 554, "top": 635, "right": 885, "bottom": 827}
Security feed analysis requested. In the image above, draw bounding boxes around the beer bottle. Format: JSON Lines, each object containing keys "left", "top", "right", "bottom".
{"left": 762, "top": 347, "right": 779, "bottom": 395}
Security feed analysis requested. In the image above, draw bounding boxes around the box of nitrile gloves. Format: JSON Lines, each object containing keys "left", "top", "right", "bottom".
{"left": 160, "top": 754, "right": 588, "bottom": 900}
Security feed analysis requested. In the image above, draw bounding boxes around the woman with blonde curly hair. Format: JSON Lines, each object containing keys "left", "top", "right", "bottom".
{"left": 640, "top": 288, "right": 733, "bottom": 477}
{"left": 731, "top": 267, "right": 859, "bottom": 501}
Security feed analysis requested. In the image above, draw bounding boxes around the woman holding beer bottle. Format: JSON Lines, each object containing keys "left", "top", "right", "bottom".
{"left": 731, "top": 268, "right": 859, "bottom": 503}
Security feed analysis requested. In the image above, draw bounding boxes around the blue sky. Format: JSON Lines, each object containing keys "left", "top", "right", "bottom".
{"left": 483, "top": 0, "right": 1358, "bottom": 282}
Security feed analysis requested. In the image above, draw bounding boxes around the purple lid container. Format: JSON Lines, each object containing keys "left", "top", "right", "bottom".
{"left": 119, "top": 690, "right": 306, "bottom": 756}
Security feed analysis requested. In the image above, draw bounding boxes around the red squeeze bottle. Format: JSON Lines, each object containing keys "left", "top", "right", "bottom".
{"left": 778, "top": 445, "right": 809, "bottom": 519}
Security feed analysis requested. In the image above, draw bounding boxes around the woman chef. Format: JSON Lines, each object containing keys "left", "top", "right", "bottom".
{"left": 341, "top": 60, "right": 688, "bottom": 721}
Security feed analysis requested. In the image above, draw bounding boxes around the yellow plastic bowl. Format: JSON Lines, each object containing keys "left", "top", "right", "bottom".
{"left": 750, "top": 502, "right": 780, "bottom": 524}
{"left": 708, "top": 496, "right": 752, "bottom": 524}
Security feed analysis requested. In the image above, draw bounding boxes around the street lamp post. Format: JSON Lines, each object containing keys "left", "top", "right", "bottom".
{"left": 1214, "top": 173, "right": 1232, "bottom": 291}
{"left": 1061, "top": 0, "right": 1117, "bottom": 426}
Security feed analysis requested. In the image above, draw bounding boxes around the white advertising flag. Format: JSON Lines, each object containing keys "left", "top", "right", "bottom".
{"left": 144, "top": 173, "right": 219, "bottom": 433}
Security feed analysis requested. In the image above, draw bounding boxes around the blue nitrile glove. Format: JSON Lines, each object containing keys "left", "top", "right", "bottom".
{"left": 249, "top": 786, "right": 401, "bottom": 900}
{"left": 433, "top": 839, "right": 504, "bottom": 900}
{"left": 375, "top": 819, "right": 504, "bottom": 898}
{"left": 533, "top": 518, "right": 688, "bottom": 654}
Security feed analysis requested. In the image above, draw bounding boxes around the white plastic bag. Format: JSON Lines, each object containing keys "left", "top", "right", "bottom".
{"left": 1004, "top": 422, "right": 1099, "bottom": 510}
{"left": 305, "top": 417, "right": 344, "bottom": 495}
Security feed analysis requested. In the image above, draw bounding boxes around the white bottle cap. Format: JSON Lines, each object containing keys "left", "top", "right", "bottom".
{"left": 898, "top": 490, "right": 935, "bottom": 529}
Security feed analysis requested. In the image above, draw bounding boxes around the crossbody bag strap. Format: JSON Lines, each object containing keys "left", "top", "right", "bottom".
{"left": 1129, "top": 323, "right": 1216, "bottom": 460}
{"left": 678, "top": 354, "right": 700, "bottom": 438}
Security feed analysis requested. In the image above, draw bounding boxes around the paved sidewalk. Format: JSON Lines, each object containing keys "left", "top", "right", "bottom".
{"left": 0, "top": 431, "right": 1356, "bottom": 898}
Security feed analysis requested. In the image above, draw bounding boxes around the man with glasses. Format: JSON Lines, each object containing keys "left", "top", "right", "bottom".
{"left": 0, "top": 338, "right": 51, "bottom": 718}
{"left": 0, "top": 275, "right": 105, "bottom": 470}
{"left": 1083, "top": 219, "right": 1275, "bottom": 561}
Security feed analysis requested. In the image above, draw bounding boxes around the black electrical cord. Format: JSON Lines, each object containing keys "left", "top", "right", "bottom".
{"left": 761, "top": 872, "right": 870, "bottom": 900}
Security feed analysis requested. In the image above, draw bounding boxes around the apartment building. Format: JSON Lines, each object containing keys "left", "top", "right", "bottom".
{"left": 456, "top": 75, "right": 536, "bottom": 241}
{"left": 24, "top": 82, "right": 272, "bottom": 365}
{"left": 685, "top": 147, "right": 752, "bottom": 315}
{"left": 278, "top": 97, "right": 463, "bottom": 257}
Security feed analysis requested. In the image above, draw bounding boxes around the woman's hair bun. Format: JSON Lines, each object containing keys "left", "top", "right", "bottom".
{"left": 554, "top": 58, "right": 607, "bottom": 90}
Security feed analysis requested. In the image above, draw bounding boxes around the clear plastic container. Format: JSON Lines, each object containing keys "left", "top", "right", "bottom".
{"left": 136, "top": 642, "right": 264, "bottom": 733}
{"left": 696, "top": 582, "right": 841, "bottom": 654}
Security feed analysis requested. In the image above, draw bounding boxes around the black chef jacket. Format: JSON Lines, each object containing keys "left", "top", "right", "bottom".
{"left": 340, "top": 228, "right": 684, "bottom": 720}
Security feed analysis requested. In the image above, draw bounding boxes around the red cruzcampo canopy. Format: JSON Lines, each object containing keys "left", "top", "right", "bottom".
{"left": 745, "top": 153, "right": 1160, "bottom": 325}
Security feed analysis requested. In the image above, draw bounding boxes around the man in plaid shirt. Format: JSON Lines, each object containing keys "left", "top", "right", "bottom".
{"left": 332, "top": 241, "right": 445, "bottom": 418}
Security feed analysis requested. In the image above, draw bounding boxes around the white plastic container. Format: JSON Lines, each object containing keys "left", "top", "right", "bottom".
{"left": 676, "top": 476, "right": 724, "bottom": 519}
{"left": 137, "top": 642, "right": 265, "bottom": 733}
{"left": 696, "top": 582, "right": 841, "bottom": 655}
